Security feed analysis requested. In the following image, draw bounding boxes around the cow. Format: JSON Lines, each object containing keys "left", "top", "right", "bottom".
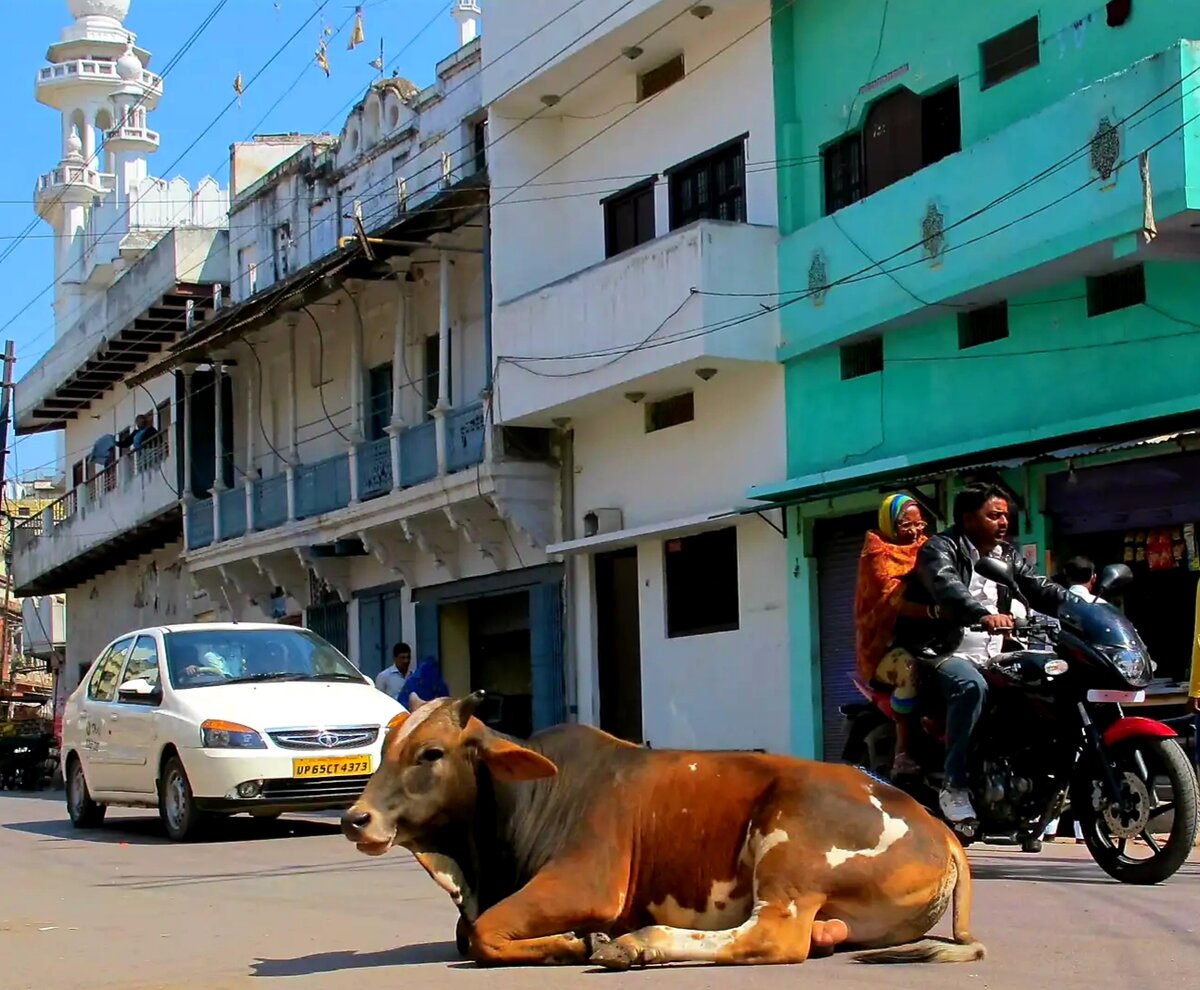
{"left": 340, "top": 691, "right": 986, "bottom": 970}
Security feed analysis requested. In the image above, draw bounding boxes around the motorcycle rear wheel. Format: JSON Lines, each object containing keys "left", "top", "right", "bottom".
{"left": 1077, "top": 736, "right": 1198, "bottom": 885}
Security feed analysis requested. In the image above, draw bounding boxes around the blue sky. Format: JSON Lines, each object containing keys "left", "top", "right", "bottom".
{"left": 2, "top": 0, "right": 459, "bottom": 482}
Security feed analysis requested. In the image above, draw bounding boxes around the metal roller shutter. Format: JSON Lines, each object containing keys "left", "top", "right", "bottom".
{"left": 814, "top": 513, "right": 874, "bottom": 763}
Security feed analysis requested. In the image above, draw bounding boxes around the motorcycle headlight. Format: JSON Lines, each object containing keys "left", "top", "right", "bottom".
{"left": 1096, "top": 646, "right": 1150, "bottom": 684}
{"left": 200, "top": 719, "right": 266, "bottom": 749}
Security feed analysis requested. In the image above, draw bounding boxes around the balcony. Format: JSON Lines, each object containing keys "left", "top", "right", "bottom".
{"left": 778, "top": 39, "right": 1200, "bottom": 360}
{"left": 11, "top": 435, "right": 182, "bottom": 597}
{"left": 183, "top": 403, "right": 557, "bottom": 610}
{"left": 34, "top": 164, "right": 112, "bottom": 215}
{"left": 36, "top": 59, "right": 163, "bottom": 108}
{"left": 187, "top": 402, "right": 497, "bottom": 552}
{"left": 492, "top": 220, "right": 780, "bottom": 425}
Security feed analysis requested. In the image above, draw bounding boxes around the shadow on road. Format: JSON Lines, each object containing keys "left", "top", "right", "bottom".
{"left": 251, "top": 941, "right": 461, "bottom": 976}
{"left": 3, "top": 814, "right": 343, "bottom": 847}
{"left": 971, "top": 852, "right": 1200, "bottom": 885}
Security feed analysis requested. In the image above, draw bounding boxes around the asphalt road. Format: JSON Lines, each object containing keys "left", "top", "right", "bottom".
{"left": 2, "top": 791, "right": 1198, "bottom": 990}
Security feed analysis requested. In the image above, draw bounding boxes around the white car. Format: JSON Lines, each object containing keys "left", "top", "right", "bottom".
{"left": 60, "top": 622, "right": 407, "bottom": 841}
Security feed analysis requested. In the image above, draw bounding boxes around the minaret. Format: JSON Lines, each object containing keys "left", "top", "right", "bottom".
{"left": 34, "top": 0, "right": 163, "bottom": 334}
{"left": 452, "top": 1, "right": 481, "bottom": 47}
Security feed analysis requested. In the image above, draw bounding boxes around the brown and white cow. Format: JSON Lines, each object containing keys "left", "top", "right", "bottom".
{"left": 341, "top": 691, "right": 986, "bottom": 969}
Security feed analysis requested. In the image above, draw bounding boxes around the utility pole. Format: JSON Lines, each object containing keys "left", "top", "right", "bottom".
{"left": 0, "top": 340, "right": 15, "bottom": 720}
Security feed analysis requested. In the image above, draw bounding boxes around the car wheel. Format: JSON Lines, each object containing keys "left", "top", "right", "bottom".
{"left": 66, "top": 757, "right": 106, "bottom": 829}
{"left": 158, "top": 755, "right": 208, "bottom": 842}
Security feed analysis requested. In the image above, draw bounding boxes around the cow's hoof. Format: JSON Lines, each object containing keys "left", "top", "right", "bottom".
{"left": 590, "top": 939, "right": 634, "bottom": 971}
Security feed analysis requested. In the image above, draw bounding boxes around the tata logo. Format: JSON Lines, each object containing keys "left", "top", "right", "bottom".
{"left": 316, "top": 730, "right": 339, "bottom": 749}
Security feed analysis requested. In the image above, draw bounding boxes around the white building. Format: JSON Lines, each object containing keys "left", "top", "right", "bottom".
{"left": 11, "top": 0, "right": 230, "bottom": 693}
{"left": 123, "top": 6, "right": 567, "bottom": 740}
{"left": 485, "top": 0, "right": 788, "bottom": 750}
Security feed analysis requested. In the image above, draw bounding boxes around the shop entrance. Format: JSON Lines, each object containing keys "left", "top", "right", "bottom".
{"left": 1046, "top": 449, "right": 1200, "bottom": 690}
{"left": 594, "top": 547, "right": 643, "bottom": 744}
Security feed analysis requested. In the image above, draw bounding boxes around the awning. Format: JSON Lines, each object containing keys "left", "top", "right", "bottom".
{"left": 546, "top": 504, "right": 779, "bottom": 556}
{"left": 747, "top": 413, "right": 1200, "bottom": 509}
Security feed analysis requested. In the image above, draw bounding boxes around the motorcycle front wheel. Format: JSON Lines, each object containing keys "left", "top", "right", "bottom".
{"left": 1075, "top": 736, "right": 1198, "bottom": 885}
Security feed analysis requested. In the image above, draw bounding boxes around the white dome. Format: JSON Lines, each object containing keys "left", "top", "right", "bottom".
{"left": 116, "top": 43, "right": 142, "bottom": 81}
{"left": 68, "top": 0, "right": 131, "bottom": 22}
{"left": 66, "top": 130, "right": 83, "bottom": 158}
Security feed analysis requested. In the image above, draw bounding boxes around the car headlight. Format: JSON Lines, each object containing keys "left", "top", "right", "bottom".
{"left": 200, "top": 719, "right": 266, "bottom": 749}
{"left": 1097, "top": 646, "right": 1150, "bottom": 684}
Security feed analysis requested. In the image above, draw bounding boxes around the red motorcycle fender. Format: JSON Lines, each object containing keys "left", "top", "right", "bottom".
{"left": 1101, "top": 716, "right": 1178, "bottom": 748}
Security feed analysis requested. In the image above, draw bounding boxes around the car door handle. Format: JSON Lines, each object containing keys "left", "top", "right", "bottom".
{"left": 108, "top": 713, "right": 119, "bottom": 722}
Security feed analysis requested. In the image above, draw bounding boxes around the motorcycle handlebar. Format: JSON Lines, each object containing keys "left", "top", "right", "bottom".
{"left": 965, "top": 616, "right": 1041, "bottom": 633}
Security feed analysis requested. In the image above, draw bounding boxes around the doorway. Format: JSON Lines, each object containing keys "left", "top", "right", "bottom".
{"left": 594, "top": 547, "right": 643, "bottom": 744}
{"left": 467, "top": 591, "right": 533, "bottom": 738}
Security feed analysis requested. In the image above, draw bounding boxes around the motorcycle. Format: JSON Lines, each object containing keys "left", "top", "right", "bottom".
{"left": 840, "top": 558, "right": 1199, "bottom": 885}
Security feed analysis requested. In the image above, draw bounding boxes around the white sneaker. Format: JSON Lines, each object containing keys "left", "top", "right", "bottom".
{"left": 939, "top": 786, "right": 978, "bottom": 823}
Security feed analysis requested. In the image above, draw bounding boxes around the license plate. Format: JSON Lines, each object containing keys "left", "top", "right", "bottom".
{"left": 1085, "top": 689, "right": 1146, "bottom": 704}
{"left": 292, "top": 755, "right": 373, "bottom": 778}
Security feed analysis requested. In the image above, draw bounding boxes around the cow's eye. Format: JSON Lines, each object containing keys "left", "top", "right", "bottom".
{"left": 419, "top": 747, "right": 444, "bottom": 764}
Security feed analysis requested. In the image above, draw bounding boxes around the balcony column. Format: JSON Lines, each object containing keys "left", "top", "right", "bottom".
{"left": 387, "top": 263, "right": 411, "bottom": 492}
{"left": 286, "top": 317, "right": 299, "bottom": 523}
{"left": 181, "top": 366, "right": 195, "bottom": 500}
{"left": 432, "top": 243, "right": 452, "bottom": 476}
{"left": 211, "top": 359, "right": 224, "bottom": 542}
{"left": 244, "top": 344, "right": 257, "bottom": 530}
{"left": 344, "top": 281, "right": 365, "bottom": 505}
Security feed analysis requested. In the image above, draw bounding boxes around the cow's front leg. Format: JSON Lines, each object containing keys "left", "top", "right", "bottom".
{"left": 469, "top": 866, "right": 623, "bottom": 967}
{"left": 590, "top": 895, "right": 846, "bottom": 969}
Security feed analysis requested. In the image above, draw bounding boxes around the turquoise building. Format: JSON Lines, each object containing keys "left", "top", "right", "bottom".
{"left": 753, "top": 1, "right": 1200, "bottom": 759}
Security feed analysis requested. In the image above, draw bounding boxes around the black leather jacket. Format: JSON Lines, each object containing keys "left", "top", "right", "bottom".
{"left": 895, "top": 525, "right": 1069, "bottom": 659}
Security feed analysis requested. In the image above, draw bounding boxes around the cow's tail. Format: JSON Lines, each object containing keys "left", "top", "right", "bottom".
{"left": 852, "top": 836, "right": 986, "bottom": 965}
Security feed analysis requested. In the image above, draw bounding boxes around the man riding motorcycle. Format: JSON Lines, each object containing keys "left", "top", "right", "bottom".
{"left": 893, "top": 482, "right": 1069, "bottom": 824}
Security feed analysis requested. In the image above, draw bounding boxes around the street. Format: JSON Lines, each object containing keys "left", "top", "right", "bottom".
{"left": 1, "top": 792, "right": 1197, "bottom": 990}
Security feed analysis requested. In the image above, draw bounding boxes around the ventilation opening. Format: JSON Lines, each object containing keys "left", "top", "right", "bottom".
{"left": 958, "top": 301, "right": 1010, "bottom": 349}
{"left": 840, "top": 337, "right": 883, "bottom": 380}
{"left": 981, "top": 17, "right": 1040, "bottom": 90}
{"left": 645, "top": 391, "right": 695, "bottom": 432}
{"left": 638, "top": 54, "right": 684, "bottom": 101}
{"left": 1087, "top": 264, "right": 1146, "bottom": 317}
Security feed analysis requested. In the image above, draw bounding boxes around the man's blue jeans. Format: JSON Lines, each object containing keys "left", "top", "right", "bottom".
{"left": 925, "top": 654, "right": 988, "bottom": 790}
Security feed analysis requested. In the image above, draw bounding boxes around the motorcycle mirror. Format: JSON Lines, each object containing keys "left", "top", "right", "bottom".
{"left": 974, "top": 556, "right": 1016, "bottom": 587}
{"left": 1095, "top": 562, "right": 1133, "bottom": 598}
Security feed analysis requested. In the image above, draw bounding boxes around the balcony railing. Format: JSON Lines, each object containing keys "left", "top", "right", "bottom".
{"left": 185, "top": 402, "right": 490, "bottom": 551}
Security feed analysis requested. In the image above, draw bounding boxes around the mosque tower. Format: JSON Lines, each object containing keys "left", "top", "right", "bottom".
{"left": 33, "top": 1, "right": 163, "bottom": 334}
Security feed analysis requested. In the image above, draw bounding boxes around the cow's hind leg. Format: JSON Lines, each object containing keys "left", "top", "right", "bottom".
{"left": 590, "top": 894, "right": 847, "bottom": 970}
{"left": 469, "top": 865, "right": 622, "bottom": 967}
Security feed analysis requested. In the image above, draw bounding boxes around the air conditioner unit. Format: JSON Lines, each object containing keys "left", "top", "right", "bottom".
{"left": 582, "top": 508, "right": 623, "bottom": 538}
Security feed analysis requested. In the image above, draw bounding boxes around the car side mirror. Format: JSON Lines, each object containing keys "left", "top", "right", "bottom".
{"left": 1095, "top": 563, "right": 1133, "bottom": 598}
{"left": 974, "top": 556, "right": 1016, "bottom": 588}
{"left": 117, "top": 677, "right": 161, "bottom": 703}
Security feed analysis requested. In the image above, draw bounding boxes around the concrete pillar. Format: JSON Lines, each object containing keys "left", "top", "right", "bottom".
{"left": 387, "top": 274, "right": 409, "bottom": 492}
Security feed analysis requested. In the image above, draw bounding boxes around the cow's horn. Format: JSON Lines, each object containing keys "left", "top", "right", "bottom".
{"left": 453, "top": 689, "right": 486, "bottom": 727}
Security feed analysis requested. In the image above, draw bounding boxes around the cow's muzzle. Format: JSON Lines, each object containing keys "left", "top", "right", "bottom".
{"left": 340, "top": 803, "right": 396, "bottom": 856}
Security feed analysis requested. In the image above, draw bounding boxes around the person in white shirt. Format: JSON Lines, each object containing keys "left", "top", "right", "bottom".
{"left": 375, "top": 642, "right": 413, "bottom": 702}
{"left": 1064, "top": 556, "right": 1099, "bottom": 602}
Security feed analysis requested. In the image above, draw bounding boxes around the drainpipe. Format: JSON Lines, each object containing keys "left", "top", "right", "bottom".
{"left": 482, "top": 204, "right": 493, "bottom": 395}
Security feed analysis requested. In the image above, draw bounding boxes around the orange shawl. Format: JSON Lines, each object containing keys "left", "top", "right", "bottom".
{"left": 853, "top": 530, "right": 925, "bottom": 683}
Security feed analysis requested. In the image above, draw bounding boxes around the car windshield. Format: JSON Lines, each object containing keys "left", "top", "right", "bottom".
{"left": 163, "top": 628, "right": 366, "bottom": 689}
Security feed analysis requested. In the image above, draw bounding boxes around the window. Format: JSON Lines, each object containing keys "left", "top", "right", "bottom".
{"left": 840, "top": 336, "right": 884, "bottom": 379}
{"left": 120, "top": 635, "right": 162, "bottom": 693}
{"left": 638, "top": 54, "right": 684, "bottom": 102}
{"left": 156, "top": 400, "right": 171, "bottom": 434}
{"left": 87, "top": 638, "right": 134, "bottom": 702}
{"left": 664, "top": 527, "right": 739, "bottom": 638}
{"left": 423, "top": 335, "right": 440, "bottom": 420}
{"left": 473, "top": 118, "right": 487, "bottom": 174}
{"left": 958, "top": 301, "right": 1009, "bottom": 349}
{"left": 72, "top": 460, "right": 84, "bottom": 488}
{"left": 668, "top": 137, "right": 747, "bottom": 230}
{"left": 823, "top": 133, "right": 864, "bottom": 214}
{"left": 645, "top": 391, "right": 694, "bottom": 433}
{"left": 981, "top": 17, "right": 1040, "bottom": 90}
{"left": 273, "top": 223, "right": 292, "bottom": 281}
{"left": 822, "top": 84, "right": 961, "bottom": 213}
{"left": 1087, "top": 264, "right": 1146, "bottom": 317}
{"left": 17, "top": 506, "right": 29, "bottom": 517}
{"left": 921, "top": 83, "right": 961, "bottom": 168}
{"left": 603, "top": 179, "right": 656, "bottom": 258}
{"left": 367, "top": 362, "right": 393, "bottom": 441}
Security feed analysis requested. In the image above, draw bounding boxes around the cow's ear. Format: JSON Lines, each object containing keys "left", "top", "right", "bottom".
{"left": 476, "top": 734, "right": 558, "bottom": 782}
